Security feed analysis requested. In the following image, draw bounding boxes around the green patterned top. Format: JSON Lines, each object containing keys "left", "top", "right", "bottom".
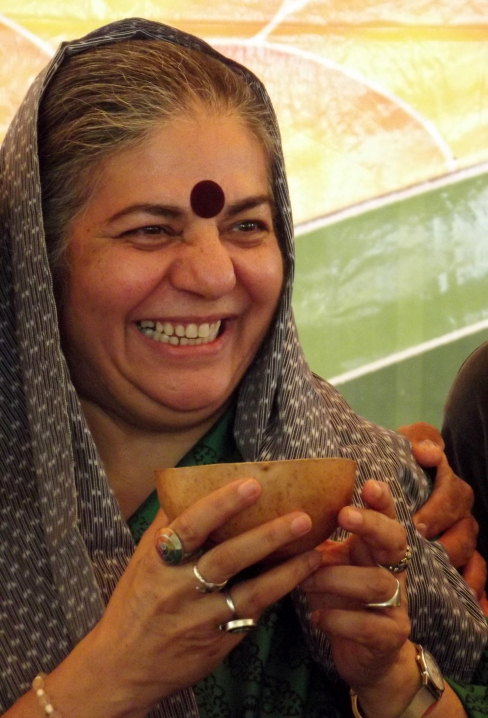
{"left": 127, "top": 408, "right": 350, "bottom": 718}
{"left": 448, "top": 642, "right": 488, "bottom": 717}
{"left": 127, "top": 408, "right": 488, "bottom": 717}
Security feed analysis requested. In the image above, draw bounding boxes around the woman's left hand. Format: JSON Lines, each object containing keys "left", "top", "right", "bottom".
{"left": 301, "top": 481, "right": 419, "bottom": 717}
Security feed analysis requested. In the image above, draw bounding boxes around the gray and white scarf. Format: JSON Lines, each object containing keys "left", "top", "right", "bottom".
{"left": 0, "top": 18, "right": 486, "bottom": 717}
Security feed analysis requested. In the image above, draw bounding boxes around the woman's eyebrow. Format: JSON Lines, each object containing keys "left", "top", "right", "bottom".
{"left": 106, "top": 195, "right": 274, "bottom": 225}
{"left": 107, "top": 203, "right": 184, "bottom": 223}
{"left": 225, "top": 195, "right": 274, "bottom": 218}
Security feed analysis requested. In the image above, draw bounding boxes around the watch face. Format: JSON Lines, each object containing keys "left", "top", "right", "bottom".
{"left": 424, "top": 650, "right": 445, "bottom": 692}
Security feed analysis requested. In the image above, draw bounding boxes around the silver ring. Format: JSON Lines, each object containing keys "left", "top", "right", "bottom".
{"left": 155, "top": 527, "right": 188, "bottom": 566}
{"left": 193, "top": 562, "right": 228, "bottom": 593}
{"left": 219, "top": 618, "right": 257, "bottom": 634}
{"left": 223, "top": 589, "right": 237, "bottom": 619}
{"left": 366, "top": 577, "right": 402, "bottom": 609}
{"left": 377, "top": 545, "right": 412, "bottom": 574}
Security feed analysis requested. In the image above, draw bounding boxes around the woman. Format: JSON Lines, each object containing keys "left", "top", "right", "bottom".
{"left": 0, "top": 18, "right": 485, "bottom": 718}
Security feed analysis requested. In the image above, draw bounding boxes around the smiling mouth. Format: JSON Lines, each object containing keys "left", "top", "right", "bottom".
{"left": 137, "top": 319, "right": 222, "bottom": 346}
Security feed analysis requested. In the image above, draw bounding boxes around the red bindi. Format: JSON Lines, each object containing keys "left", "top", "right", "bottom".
{"left": 190, "top": 180, "right": 225, "bottom": 219}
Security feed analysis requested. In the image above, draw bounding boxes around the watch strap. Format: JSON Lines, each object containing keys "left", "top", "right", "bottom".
{"left": 399, "top": 687, "right": 437, "bottom": 718}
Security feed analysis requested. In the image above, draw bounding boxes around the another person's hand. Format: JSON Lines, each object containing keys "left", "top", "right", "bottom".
{"left": 398, "top": 422, "right": 486, "bottom": 608}
{"left": 43, "top": 478, "right": 321, "bottom": 718}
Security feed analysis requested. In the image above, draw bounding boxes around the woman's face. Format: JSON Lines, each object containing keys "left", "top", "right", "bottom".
{"left": 60, "top": 111, "right": 284, "bottom": 431}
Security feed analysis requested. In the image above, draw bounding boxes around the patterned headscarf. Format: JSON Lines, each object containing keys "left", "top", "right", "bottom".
{"left": 0, "top": 18, "right": 485, "bottom": 716}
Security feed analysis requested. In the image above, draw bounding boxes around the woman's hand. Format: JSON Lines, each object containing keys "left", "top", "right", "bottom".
{"left": 45, "top": 477, "right": 321, "bottom": 718}
{"left": 301, "top": 481, "right": 418, "bottom": 718}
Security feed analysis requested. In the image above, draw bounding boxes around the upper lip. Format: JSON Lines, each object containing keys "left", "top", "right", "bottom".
{"left": 135, "top": 315, "right": 234, "bottom": 324}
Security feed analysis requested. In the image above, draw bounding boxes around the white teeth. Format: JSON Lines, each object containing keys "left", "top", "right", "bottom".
{"left": 138, "top": 319, "right": 222, "bottom": 346}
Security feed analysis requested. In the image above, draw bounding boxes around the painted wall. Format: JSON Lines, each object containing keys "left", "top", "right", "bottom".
{"left": 1, "top": 1, "right": 487, "bottom": 429}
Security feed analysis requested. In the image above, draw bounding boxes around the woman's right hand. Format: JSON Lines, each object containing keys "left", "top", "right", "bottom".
{"left": 40, "top": 478, "right": 321, "bottom": 718}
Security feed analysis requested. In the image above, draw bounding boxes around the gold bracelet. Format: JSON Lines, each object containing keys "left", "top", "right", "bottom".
{"left": 32, "top": 673, "right": 63, "bottom": 718}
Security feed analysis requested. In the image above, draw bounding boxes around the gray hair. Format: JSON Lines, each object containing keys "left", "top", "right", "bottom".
{"left": 37, "top": 39, "right": 279, "bottom": 285}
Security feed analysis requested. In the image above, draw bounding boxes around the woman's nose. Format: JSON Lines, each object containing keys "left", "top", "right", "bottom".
{"left": 168, "top": 225, "right": 236, "bottom": 298}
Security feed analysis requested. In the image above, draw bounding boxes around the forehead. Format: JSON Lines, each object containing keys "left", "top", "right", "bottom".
{"left": 94, "top": 112, "right": 271, "bottom": 208}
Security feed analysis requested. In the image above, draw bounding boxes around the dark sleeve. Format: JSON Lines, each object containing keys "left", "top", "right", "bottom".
{"left": 442, "top": 341, "right": 488, "bottom": 562}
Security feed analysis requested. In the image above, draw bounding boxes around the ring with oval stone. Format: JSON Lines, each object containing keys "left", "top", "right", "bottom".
{"left": 155, "top": 527, "right": 193, "bottom": 566}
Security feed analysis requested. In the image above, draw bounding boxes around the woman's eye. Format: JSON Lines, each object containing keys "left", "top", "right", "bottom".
{"left": 233, "top": 220, "right": 267, "bottom": 233}
{"left": 120, "top": 225, "right": 179, "bottom": 241}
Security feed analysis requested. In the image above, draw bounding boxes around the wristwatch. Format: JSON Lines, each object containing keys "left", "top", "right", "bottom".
{"left": 399, "top": 644, "right": 444, "bottom": 718}
{"left": 350, "top": 644, "right": 444, "bottom": 718}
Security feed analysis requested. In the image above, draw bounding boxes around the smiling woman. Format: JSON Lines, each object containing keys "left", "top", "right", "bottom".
{"left": 59, "top": 113, "right": 283, "bottom": 442}
{"left": 0, "top": 17, "right": 486, "bottom": 718}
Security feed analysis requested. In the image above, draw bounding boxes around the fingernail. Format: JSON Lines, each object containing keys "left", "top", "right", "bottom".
{"left": 308, "top": 551, "right": 321, "bottom": 570}
{"left": 370, "top": 481, "right": 383, "bottom": 498}
{"left": 416, "top": 523, "right": 427, "bottom": 537}
{"left": 418, "top": 440, "right": 437, "bottom": 449}
{"left": 238, "top": 479, "right": 260, "bottom": 500}
{"left": 291, "top": 514, "right": 312, "bottom": 536}
{"left": 344, "top": 507, "right": 363, "bottom": 527}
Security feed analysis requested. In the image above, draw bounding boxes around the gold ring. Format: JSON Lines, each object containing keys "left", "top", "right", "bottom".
{"left": 377, "top": 545, "right": 412, "bottom": 574}
{"left": 193, "top": 562, "right": 228, "bottom": 593}
{"left": 366, "top": 577, "right": 401, "bottom": 609}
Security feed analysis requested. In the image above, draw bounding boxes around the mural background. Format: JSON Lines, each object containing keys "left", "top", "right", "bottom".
{"left": 1, "top": 1, "right": 487, "bottom": 430}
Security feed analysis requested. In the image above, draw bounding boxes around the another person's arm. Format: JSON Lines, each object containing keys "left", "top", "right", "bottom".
{"left": 399, "top": 421, "right": 487, "bottom": 610}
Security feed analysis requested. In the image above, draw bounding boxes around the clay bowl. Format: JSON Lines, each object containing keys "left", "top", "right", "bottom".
{"left": 156, "top": 457, "right": 356, "bottom": 561}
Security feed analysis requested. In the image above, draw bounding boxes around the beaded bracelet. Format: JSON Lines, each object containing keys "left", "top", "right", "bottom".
{"left": 32, "top": 673, "right": 62, "bottom": 718}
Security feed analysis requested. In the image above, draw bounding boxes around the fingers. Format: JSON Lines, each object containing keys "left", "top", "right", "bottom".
{"left": 302, "top": 565, "right": 405, "bottom": 612}
{"left": 398, "top": 422, "right": 444, "bottom": 470}
{"left": 310, "top": 605, "right": 410, "bottom": 650}
{"left": 195, "top": 510, "right": 315, "bottom": 584}
{"left": 167, "top": 478, "right": 262, "bottom": 554}
{"left": 413, "top": 456, "right": 474, "bottom": 538}
{"left": 397, "top": 422, "right": 445, "bottom": 451}
{"left": 224, "top": 550, "right": 321, "bottom": 624}
{"left": 437, "top": 516, "right": 478, "bottom": 568}
{"left": 462, "top": 550, "right": 487, "bottom": 601}
{"left": 338, "top": 481, "right": 407, "bottom": 568}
